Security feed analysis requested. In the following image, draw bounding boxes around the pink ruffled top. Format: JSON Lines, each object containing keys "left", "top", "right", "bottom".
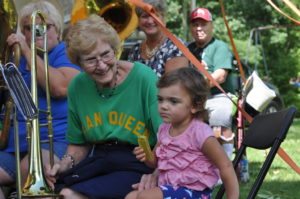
{"left": 156, "top": 119, "right": 219, "bottom": 191}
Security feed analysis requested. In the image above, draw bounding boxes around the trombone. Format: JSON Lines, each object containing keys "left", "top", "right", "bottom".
{"left": 22, "top": 10, "right": 56, "bottom": 198}
{"left": 1, "top": 10, "right": 60, "bottom": 198}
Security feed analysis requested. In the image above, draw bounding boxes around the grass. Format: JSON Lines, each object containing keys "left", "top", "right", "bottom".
{"left": 212, "top": 118, "right": 300, "bottom": 199}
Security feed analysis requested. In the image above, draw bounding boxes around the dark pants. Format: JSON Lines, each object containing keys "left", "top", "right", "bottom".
{"left": 55, "top": 144, "right": 154, "bottom": 199}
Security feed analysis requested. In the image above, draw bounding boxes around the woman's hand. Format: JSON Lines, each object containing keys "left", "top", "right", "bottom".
{"left": 44, "top": 163, "right": 63, "bottom": 189}
{"left": 6, "top": 33, "right": 30, "bottom": 56}
{"left": 44, "top": 144, "right": 91, "bottom": 189}
{"left": 131, "top": 170, "right": 159, "bottom": 191}
{"left": 44, "top": 156, "right": 74, "bottom": 189}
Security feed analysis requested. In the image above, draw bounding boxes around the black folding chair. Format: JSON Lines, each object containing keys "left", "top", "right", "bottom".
{"left": 215, "top": 106, "right": 297, "bottom": 199}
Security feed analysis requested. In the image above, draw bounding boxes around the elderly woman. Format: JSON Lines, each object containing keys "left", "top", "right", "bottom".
{"left": 128, "top": 0, "right": 188, "bottom": 77}
{"left": 0, "top": 1, "right": 81, "bottom": 198}
{"left": 45, "top": 15, "right": 162, "bottom": 199}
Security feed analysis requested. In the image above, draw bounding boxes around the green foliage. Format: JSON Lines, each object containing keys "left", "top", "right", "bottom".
{"left": 165, "top": 0, "right": 184, "bottom": 38}
{"left": 231, "top": 39, "right": 263, "bottom": 73}
{"left": 165, "top": 0, "right": 300, "bottom": 114}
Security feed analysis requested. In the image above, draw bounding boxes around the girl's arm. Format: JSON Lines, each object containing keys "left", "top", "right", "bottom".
{"left": 202, "top": 137, "right": 239, "bottom": 199}
{"left": 134, "top": 143, "right": 159, "bottom": 168}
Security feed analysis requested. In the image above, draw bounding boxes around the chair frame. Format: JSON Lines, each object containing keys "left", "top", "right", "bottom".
{"left": 215, "top": 106, "right": 297, "bottom": 199}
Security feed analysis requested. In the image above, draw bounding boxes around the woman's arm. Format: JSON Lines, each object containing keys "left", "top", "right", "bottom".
{"left": 34, "top": 62, "right": 80, "bottom": 98}
{"left": 45, "top": 143, "right": 90, "bottom": 189}
{"left": 164, "top": 56, "right": 189, "bottom": 73}
{"left": 131, "top": 169, "right": 159, "bottom": 191}
{"left": 202, "top": 137, "right": 239, "bottom": 199}
{"left": 6, "top": 33, "right": 80, "bottom": 98}
{"left": 61, "top": 143, "right": 91, "bottom": 168}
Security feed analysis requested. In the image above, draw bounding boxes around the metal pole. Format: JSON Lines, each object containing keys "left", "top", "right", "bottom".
{"left": 13, "top": 105, "right": 21, "bottom": 199}
{"left": 191, "top": 0, "right": 196, "bottom": 11}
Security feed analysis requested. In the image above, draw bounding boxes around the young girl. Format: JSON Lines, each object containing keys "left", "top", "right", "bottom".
{"left": 126, "top": 67, "right": 239, "bottom": 199}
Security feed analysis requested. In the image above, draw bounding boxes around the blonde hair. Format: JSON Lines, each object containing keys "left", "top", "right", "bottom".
{"left": 66, "top": 15, "right": 120, "bottom": 67}
{"left": 135, "top": 0, "right": 167, "bottom": 18}
{"left": 19, "top": 0, "right": 63, "bottom": 41}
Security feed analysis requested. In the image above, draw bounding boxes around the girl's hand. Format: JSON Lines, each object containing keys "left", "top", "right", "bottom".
{"left": 133, "top": 146, "right": 146, "bottom": 162}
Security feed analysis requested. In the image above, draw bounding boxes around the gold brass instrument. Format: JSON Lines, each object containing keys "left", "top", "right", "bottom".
{"left": 0, "top": 0, "right": 20, "bottom": 150}
{"left": 0, "top": 2, "right": 58, "bottom": 198}
{"left": 70, "top": 0, "right": 138, "bottom": 41}
{"left": 20, "top": 10, "right": 59, "bottom": 198}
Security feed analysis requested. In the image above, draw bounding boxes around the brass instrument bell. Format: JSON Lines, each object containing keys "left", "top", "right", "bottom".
{"left": 71, "top": 0, "right": 138, "bottom": 41}
{"left": 0, "top": 0, "right": 20, "bottom": 150}
{"left": 0, "top": 0, "right": 18, "bottom": 64}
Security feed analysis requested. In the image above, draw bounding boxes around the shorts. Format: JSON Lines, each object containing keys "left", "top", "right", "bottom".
{"left": 205, "top": 93, "right": 234, "bottom": 129}
{"left": 0, "top": 141, "right": 68, "bottom": 179}
{"left": 159, "top": 185, "right": 212, "bottom": 199}
{"left": 55, "top": 144, "right": 154, "bottom": 199}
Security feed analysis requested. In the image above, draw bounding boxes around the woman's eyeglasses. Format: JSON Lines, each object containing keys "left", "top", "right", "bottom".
{"left": 23, "top": 24, "right": 55, "bottom": 32}
{"left": 82, "top": 50, "right": 115, "bottom": 68}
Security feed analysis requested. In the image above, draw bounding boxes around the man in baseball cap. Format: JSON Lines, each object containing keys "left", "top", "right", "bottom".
{"left": 188, "top": 8, "right": 236, "bottom": 162}
{"left": 190, "top": 7, "right": 213, "bottom": 22}
{"left": 189, "top": 8, "right": 214, "bottom": 48}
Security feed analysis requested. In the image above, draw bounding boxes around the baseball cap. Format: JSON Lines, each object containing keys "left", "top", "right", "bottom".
{"left": 190, "top": 8, "right": 213, "bottom": 22}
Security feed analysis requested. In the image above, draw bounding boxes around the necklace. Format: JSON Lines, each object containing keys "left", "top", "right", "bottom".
{"left": 145, "top": 44, "right": 159, "bottom": 58}
{"left": 95, "top": 63, "right": 119, "bottom": 99}
{"left": 144, "top": 34, "right": 166, "bottom": 58}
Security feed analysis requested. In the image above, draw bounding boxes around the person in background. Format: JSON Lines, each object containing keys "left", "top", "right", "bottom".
{"left": 128, "top": 0, "right": 188, "bottom": 77}
{"left": 126, "top": 67, "right": 239, "bottom": 199}
{"left": 45, "top": 15, "right": 162, "bottom": 199}
{"left": 0, "top": 1, "right": 81, "bottom": 198}
{"left": 188, "top": 8, "right": 236, "bottom": 160}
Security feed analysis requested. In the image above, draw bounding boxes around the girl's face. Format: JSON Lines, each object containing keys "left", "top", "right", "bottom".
{"left": 157, "top": 83, "right": 197, "bottom": 127}
{"left": 138, "top": 12, "right": 164, "bottom": 36}
{"left": 80, "top": 40, "right": 117, "bottom": 88}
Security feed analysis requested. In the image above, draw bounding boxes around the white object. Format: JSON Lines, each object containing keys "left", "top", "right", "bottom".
{"left": 243, "top": 71, "right": 276, "bottom": 112}
{"left": 222, "top": 143, "right": 234, "bottom": 160}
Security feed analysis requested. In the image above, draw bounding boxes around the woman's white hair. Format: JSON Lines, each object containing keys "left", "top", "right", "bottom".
{"left": 19, "top": 0, "right": 63, "bottom": 41}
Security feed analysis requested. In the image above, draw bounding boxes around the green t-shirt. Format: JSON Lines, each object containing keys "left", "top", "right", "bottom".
{"left": 67, "top": 62, "right": 162, "bottom": 147}
{"left": 189, "top": 38, "right": 236, "bottom": 95}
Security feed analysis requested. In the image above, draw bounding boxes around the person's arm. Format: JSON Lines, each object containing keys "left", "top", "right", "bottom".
{"left": 202, "top": 137, "right": 239, "bottom": 199}
{"left": 6, "top": 33, "right": 80, "bottom": 98}
{"left": 210, "top": 68, "right": 228, "bottom": 88}
{"left": 61, "top": 143, "right": 91, "bottom": 168}
{"left": 45, "top": 143, "right": 90, "bottom": 189}
{"left": 134, "top": 143, "right": 158, "bottom": 168}
{"left": 208, "top": 40, "right": 233, "bottom": 88}
{"left": 131, "top": 169, "right": 159, "bottom": 191}
{"left": 164, "top": 56, "right": 189, "bottom": 73}
{"left": 34, "top": 60, "right": 80, "bottom": 98}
